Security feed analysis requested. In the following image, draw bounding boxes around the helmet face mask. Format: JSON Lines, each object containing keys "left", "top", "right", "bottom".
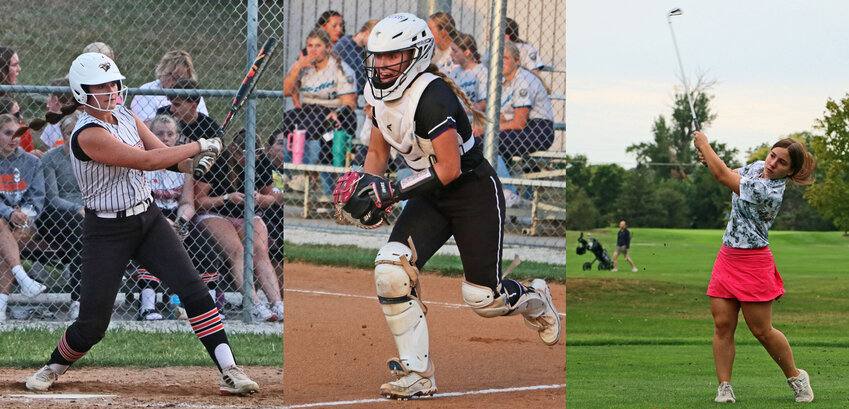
{"left": 364, "top": 13, "right": 434, "bottom": 101}
{"left": 69, "top": 53, "right": 127, "bottom": 112}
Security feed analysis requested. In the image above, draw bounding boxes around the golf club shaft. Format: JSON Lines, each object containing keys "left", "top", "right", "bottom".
{"left": 668, "top": 11, "right": 707, "bottom": 167}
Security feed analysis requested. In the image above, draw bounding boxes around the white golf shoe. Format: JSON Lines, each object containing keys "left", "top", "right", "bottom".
{"left": 715, "top": 381, "right": 736, "bottom": 403}
{"left": 787, "top": 369, "right": 813, "bottom": 402}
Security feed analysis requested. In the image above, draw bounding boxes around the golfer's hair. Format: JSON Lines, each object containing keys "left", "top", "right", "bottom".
{"left": 772, "top": 138, "right": 816, "bottom": 185}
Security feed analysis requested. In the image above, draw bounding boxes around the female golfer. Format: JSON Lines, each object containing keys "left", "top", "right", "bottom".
{"left": 24, "top": 53, "right": 258, "bottom": 395}
{"left": 336, "top": 13, "right": 561, "bottom": 400}
{"left": 694, "top": 131, "right": 815, "bottom": 403}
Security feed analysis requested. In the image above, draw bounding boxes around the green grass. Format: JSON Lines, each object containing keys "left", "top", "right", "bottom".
{"left": 283, "top": 241, "right": 566, "bottom": 283}
{"left": 567, "top": 229, "right": 849, "bottom": 408}
{"left": 0, "top": 328, "right": 281, "bottom": 368}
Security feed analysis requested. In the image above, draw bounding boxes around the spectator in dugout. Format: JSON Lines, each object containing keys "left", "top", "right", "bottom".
{"left": 332, "top": 19, "right": 378, "bottom": 93}
{"left": 263, "top": 129, "right": 286, "bottom": 265}
{"left": 156, "top": 78, "right": 218, "bottom": 144}
{"left": 282, "top": 28, "right": 356, "bottom": 171}
{"left": 482, "top": 17, "right": 546, "bottom": 73}
{"left": 315, "top": 10, "right": 345, "bottom": 46}
{"left": 39, "top": 113, "right": 85, "bottom": 320}
{"left": 130, "top": 50, "right": 209, "bottom": 122}
{"left": 38, "top": 78, "right": 76, "bottom": 151}
{"left": 427, "top": 12, "right": 457, "bottom": 73}
{"left": 0, "top": 113, "right": 48, "bottom": 321}
{"left": 194, "top": 129, "right": 283, "bottom": 322}
{"left": 448, "top": 32, "right": 489, "bottom": 134}
{"left": 134, "top": 115, "right": 223, "bottom": 320}
{"left": 0, "top": 46, "right": 22, "bottom": 96}
{"left": 497, "top": 41, "right": 554, "bottom": 162}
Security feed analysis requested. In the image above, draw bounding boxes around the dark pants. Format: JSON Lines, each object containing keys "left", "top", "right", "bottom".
{"left": 38, "top": 208, "right": 83, "bottom": 301}
{"left": 388, "top": 160, "right": 506, "bottom": 292}
{"left": 498, "top": 118, "right": 555, "bottom": 160}
{"left": 53, "top": 203, "right": 215, "bottom": 364}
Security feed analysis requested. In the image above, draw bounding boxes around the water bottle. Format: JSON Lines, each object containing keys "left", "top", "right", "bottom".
{"left": 168, "top": 295, "right": 181, "bottom": 319}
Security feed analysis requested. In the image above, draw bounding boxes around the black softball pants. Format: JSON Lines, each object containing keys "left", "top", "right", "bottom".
{"left": 49, "top": 203, "right": 219, "bottom": 366}
{"left": 388, "top": 159, "right": 506, "bottom": 293}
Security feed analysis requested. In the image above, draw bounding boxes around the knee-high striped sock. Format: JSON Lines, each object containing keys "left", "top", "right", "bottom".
{"left": 48, "top": 329, "right": 87, "bottom": 368}
{"left": 183, "top": 294, "right": 232, "bottom": 371}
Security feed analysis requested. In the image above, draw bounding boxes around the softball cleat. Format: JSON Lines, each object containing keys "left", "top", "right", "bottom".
{"left": 380, "top": 371, "right": 437, "bottom": 400}
{"left": 26, "top": 365, "right": 59, "bottom": 392}
{"left": 525, "top": 279, "right": 562, "bottom": 346}
{"left": 219, "top": 365, "right": 259, "bottom": 395}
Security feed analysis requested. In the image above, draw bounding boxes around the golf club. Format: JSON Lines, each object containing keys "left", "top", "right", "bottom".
{"left": 667, "top": 8, "right": 706, "bottom": 166}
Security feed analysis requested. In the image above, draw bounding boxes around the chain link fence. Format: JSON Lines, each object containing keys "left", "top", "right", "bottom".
{"left": 0, "top": 0, "right": 564, "bottom": 323}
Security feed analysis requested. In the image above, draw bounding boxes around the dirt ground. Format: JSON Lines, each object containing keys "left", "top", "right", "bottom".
{"left": 283, "top": 262, "right": 566, "bottom": 409}
{"left": 0, "top": 366, "right": 282, "bottom": 408}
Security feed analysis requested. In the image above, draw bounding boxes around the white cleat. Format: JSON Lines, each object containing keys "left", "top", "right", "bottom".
{"left": 524, "top": 279, "right": 562, "bottom": 346}
{"left": 715, "top": 381, "right": 736, "bottom": 403}
{"left": 788, "top": 369, "right": 813, "bottom": 402}
{"left": 380, "top": 371, "right": 437, "bottom": 400}
{"left": 219, "top": 365, "right": 259, "bottom": 395}
{"left": 26, "top": 365, "right": 59, "bottom": 392}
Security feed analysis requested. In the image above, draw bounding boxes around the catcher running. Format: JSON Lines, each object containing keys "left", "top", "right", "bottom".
{"left": 333, "top": 13, "right": 561, "bottom": 400}
{"left": 22, "top": 53, "right": 259, "bottom": 395}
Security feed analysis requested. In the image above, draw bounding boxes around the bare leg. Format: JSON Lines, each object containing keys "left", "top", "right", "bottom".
{"left": 612, "top": 250, "right": 619, "bottom": 270}
{"left": 741, "top": 301, "right": 799, "bottom": 378}
{"left": 711, "top": 297, "right": 740, "bottom": 383}
{"left": 199, "top": 218, "right": 259, "bottom": 303}
{"left": 241, "top": 218, "right": 281, "bottom": 304}
{"left": 0, "top": 220, "right": 21, "bottom": 294}
{"left": 626, "top": 255, "right": 636, "bottom": 269}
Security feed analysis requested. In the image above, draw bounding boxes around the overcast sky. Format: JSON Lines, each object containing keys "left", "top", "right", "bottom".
{"left": 566, "top": 0, "right": 849, "bottom": 166}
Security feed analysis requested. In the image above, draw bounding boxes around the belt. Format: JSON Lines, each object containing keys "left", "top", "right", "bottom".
{"left": 91, "top": 198, "right": 152, "bottom": 219}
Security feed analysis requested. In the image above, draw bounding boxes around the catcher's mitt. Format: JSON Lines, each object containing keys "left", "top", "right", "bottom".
{"left": 333, "top": 171, "right": 390, "bottom": 229}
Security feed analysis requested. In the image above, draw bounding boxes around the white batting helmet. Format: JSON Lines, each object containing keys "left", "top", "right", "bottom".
{"left": 69, "top": 53, "right": 127, "bottom": 110}
{"left": 364, "top": 13, "right": 434, "bottom": 101}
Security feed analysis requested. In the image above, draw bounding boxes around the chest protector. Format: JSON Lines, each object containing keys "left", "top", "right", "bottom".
{"left": 367, "top": 73, "right": 467, "bottom": 172}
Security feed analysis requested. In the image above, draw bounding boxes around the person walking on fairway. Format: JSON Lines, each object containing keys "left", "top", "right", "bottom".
{"left": 694, "top": 131, "right": 816, "bottom": 403}
{"left": 333, "top": 13, "right": 561, "bottom": 400}
{"left": 23, "top": 53, "right": 259, "bottom": 395}
{"left": 612, "top": 220, "right": 637, "bottom": 272}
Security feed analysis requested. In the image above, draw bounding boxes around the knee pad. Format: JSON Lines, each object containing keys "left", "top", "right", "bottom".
{"left": 375, "top": 242, "right": 430, "bottom": 374}
{"left": 462, "top": 281, "right": 510, "bottom": 318}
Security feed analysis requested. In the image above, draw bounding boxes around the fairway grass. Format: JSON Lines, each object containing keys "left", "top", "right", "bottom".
{"left": 567, "top": 229, "right": 849, "bottom": 407}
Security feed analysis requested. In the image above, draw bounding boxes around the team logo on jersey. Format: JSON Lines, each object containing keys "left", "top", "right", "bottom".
{"left": 519, "top": 89, "right": 528, "bottom": 97}
{"left": 387, "top": 123, "right": 392, "bottom": 132}
{"left": 346, "top": 75, "right": 354, "bottom": 84}
{"left": 99, "top": 62, "right": 111, "bottom": 72}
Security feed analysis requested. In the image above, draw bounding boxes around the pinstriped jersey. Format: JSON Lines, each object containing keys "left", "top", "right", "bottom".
{"left": 70, "top": 105, "right": 151, "bottom": 212}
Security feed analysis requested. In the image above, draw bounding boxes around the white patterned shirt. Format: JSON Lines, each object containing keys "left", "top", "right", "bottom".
{"left": 722, "top": 161, "right": 786, "bottom": 249}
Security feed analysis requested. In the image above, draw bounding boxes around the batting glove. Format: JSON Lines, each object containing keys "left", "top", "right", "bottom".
{"left": 192, "top": 151, "right": 217, "bottom": 178}
{"left": 197, "top": 137, "right": 222, "bottom": 155}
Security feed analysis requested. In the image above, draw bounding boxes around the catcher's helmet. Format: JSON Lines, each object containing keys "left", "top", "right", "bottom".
{"left": 364, "top": 13, "right": 434, "bottom": 101}
{"left": 69, "top": 53, "right": 127, "bottom": 111}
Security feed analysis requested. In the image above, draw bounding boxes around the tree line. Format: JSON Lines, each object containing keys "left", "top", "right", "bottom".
{"left": 566, "top": 80, "right": 848, "bottom": 233}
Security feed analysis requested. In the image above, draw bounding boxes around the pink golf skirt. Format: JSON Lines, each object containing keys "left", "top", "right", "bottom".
{"left": 706, "top": 244, "right": 785, "bottom": 302}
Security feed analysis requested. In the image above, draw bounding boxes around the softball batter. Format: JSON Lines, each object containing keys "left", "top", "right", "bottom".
{"left": 334, "top": 13, "right": 561, "bottom": 400}
{"left": 694, "top": 131, "right": 816, "bottom": 403}
{"left": 24, "top": 53, "right": 258, "bottom": 395}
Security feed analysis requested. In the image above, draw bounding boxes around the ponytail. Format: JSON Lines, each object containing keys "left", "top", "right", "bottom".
{"left": 425, "top": 64, "right": 487, "bottom": 129}
{"left": 14, "top": 101, "right": 81, "bottom": 138}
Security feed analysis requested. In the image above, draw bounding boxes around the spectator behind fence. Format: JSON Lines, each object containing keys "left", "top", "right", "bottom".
{"left": 194, "top": 129, "right": 283, "bottom": 322}
{"left": 262, "top": 130, "right": 286, "bottom": 290}
{"left": 427, "top": 12, "right": 457, "bottom": 73}
{"left": 482, "top": 17, "right": 546, "bottom": 73}
{"left": 0, "top": 113, "right": 47, "bottom": 321}
{"left": 137, "top": 115, "right": 223, "bottom": 320}
{"left": 0, "top": 96, "right": 40, "bottom": 157}
{"left": 39, "top": 113, "right": 84, "bottom": 319}
{"left": 315, "top": 10, "right": 345, "bottom": 46}
{"left": 0, "top": 46, "right": 22, "bottom": 95}
{"left": 156, "top": 78, "right": 219, "bottom": 144}
{"left": 282, "top": 28, "right": 356, "bottom": 172}
{"left": 131, "top": 50, "right": 208, "bottom": 122}
{"left": 449, "top": 32, "right": 488, "bottom": 135}
{"left": 39, "top": 77, "right": 75, "bottom": 149}
{"left": 497, "top": 41, "right": 554, "bottom": 161}
{"left": 332, "top": 19, "right": 378, "bottom": 93}
{"left": 82, "top": 42, "right": 114, "bottom": 60}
